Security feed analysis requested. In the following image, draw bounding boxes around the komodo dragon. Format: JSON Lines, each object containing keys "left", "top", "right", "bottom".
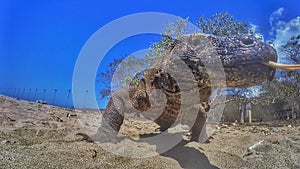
{"left": 79, "top": 33, "right": 300, "bottom": 143}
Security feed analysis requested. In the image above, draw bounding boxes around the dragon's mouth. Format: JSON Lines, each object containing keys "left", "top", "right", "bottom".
{"left": 262, "top": 61, "right": 300, "bottom": 71}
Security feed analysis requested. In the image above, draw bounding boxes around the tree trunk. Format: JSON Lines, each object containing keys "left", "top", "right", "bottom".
{"left": 239, "top": 102, "right": 244, "bottom": 123}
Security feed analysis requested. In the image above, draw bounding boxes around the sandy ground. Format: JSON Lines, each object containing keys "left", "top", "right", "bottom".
{"left": 0, "top": 95, "right": 300, "bottom": 169}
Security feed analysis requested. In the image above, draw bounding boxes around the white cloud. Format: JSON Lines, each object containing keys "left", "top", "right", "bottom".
{"left": 275, "top": 17, "right": 300, "bottom": 48}
{"left": 269, "top": 7, "right": 285, "bottom": 27}
{"left": 268, "top": 7, "right": 300, "bottom": 63}
{"left": 269, "top": 7, "right": 286, "bottom": 37}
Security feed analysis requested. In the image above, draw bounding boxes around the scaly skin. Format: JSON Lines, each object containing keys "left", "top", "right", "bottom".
{"left": 95, "top": 33, "right": 278, "bottom": 143}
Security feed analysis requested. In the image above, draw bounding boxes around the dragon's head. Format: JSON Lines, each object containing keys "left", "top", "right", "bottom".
{"left": 209, "top": 35, "right": 278, "bottom": 88}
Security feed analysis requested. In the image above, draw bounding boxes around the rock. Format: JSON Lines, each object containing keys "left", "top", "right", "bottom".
{"left": 56, "top": 117, "right": 63, "bottom": 122}
{"left": 260, "top": 128, "right": 270, "bottom": 135}
{"left": 66, "top": 113, "right": 77, "bottom": 118}
{"left": 36, "top": 100, "right": 47, "bottom": 104}
{"left": 221, "top": 124, "right": 229, "bottom": 128}
{"left": 250, "top": 126, "right": 259, "bottom": 133}
{"left": 271, "top": 127, "right": 279, "bottom": 132}
{"left": 7, "top": 116, "right": 16, "bottom": 122}
{"left": 1, "top": 140, "right": 10, "bottom": 144}
{"left": 231, "top": 122, "right": 237, "bottom": 126}
{"left": 266, "top": 134, "right": 284, "bottom": 144}
{"left": 90, "top": 149, "right": 97, "bottom": 159}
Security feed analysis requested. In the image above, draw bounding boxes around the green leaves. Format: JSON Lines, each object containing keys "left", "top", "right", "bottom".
{"left": 98, "top": 55, "right": 147, "bottom": 99}
{"left": 280, "top": 34, "right": 300, "bottom": 63}
{"left": 196, "top": 12, "right": 250, "bottom": 37}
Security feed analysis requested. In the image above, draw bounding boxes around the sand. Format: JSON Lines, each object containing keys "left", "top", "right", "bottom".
{"left": 0, "top": 95, "right": 300, "bottom": 169}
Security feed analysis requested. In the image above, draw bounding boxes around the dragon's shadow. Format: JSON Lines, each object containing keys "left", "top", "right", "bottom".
{"left": 139, "top": 133, "right": 219, "bottom": 169}
{"left": 161, "top": 140, "right": 219, "bottom": 169}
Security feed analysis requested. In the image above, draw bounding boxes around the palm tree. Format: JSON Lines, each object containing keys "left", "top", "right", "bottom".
{"left": 66, "top": 89, "right": 71, "bottom": 107}
{"left": 52, "top": 89, "right": 58, "bottom": 105}
{"left": 13, "top": 88, "right": 17, "bottom": 97}
{"left": 27, "top": 88, "right": 32, "bottom": 100}
{"left": 21, "top": 88, "right": 26, "bottom": 99}
{"left": 17, "top": 88, "right": 21, "bottom": 97}
{"left": 33, "top": 88, "right": 38, "bottom": 101}
{"left": 42, "top": 89, "right": 46, "bottom": 101}
{"left": 84, "top": 89, "right": 88, "bottom": 108}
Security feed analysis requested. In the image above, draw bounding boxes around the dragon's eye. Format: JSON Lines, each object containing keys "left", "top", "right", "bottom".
{"left": 241, "top": 37, "right": 254, "bottom": 45}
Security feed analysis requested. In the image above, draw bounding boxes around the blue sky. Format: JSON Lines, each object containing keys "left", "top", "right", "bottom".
{"left": 0, "top": 0, "right": 299, "bottom": 108}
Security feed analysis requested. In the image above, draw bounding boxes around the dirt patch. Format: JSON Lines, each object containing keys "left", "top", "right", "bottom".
{"left": 0, "top": 95, "right": 299, "bottom": 168}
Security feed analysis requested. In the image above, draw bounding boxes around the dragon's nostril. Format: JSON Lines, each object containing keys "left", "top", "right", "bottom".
{"left": 241, "top": 37, "right": 254, "bottom": 45}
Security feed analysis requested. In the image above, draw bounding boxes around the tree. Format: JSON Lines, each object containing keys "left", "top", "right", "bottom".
{"left": 42, "top": 89, "right": 46, "bottom": 101}
{"left": 28, "top": 88, "right": 32, "bottom": 100}
{"left": 52, "top": 89, "right": 57, "bottom": 105}
{"left": 196, "top": 12, "right": 252, "bottom": 37}
{"left": 280, "top": 34, "right": 300, "bottom": 63}
{"left": 66, "top": 89, "right": 71, "bottom": 107}
{"left": 22, "top": 88, "right": 25, "bottom": 99}
{"left": 258, "top": 35, "right": 300, "bottom": 119}
{"left": 33, "top": 88, "right": 38, "bottom": 101}
{"left": 98, "top": 55, "right": 148, "bottom": 99}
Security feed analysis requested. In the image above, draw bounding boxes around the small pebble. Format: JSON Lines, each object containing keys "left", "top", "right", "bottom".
{"left": 1, "top": 140, "right": 10, "bottom": 144}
